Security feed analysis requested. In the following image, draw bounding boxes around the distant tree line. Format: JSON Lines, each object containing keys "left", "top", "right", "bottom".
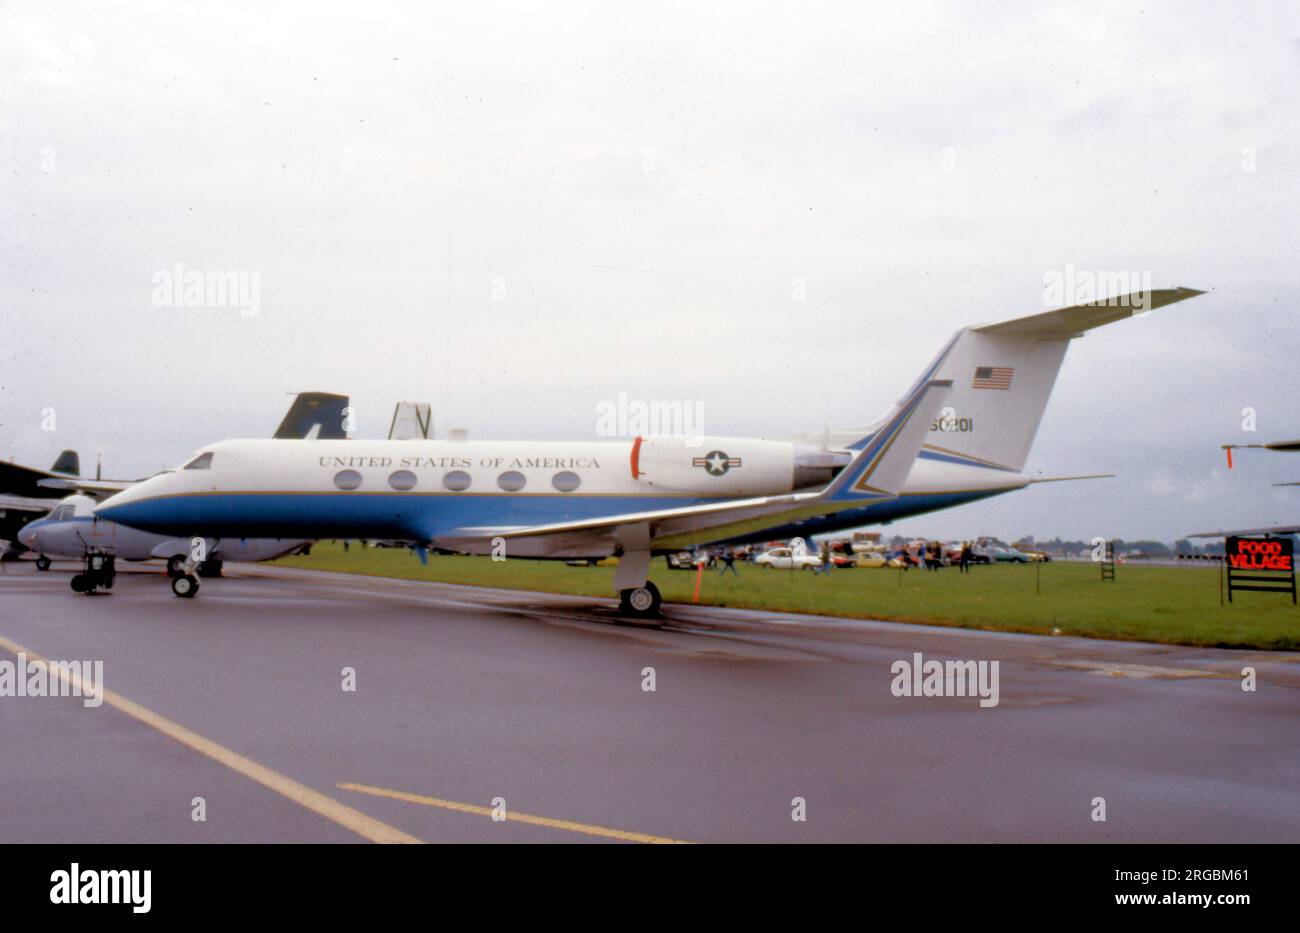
{"left": 881, "top": 534, "right": 1238, "bottom": 557}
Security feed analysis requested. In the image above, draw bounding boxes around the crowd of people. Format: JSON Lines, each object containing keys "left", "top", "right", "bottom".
{"left": 895, "top": 540, "right": 976, "bottom": 573}
{"left": 693, "top": 538, "right": 982, "bottom": 575}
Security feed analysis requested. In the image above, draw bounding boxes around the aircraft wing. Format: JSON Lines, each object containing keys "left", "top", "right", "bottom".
{"left": 437, "top": 378, "right": 951, "bottom": 554}
{"left": 1189, "top": 525, "right": 1300, "bottom": 538}
{"left": 0, "top": 458, "right": 80, "bottom": 501}
{"left": 0, "top": 493, "right": 57, "bottom": 513}
{"left": 36, "top": 477, "right": 136, "bottom": 495}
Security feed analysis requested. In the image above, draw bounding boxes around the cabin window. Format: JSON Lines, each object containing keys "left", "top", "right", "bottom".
{"left": 184, "top": 451, "right": 214, "bottom": 470}
{"left": 388, "top": 470, "right": 417, "bottom": 491}
{"left": 443, "top": 470, "right": 472, "bottom": 491}
{"left": 551, "top": 471, "right": 581, "bottom": 492}
{"left": 497, "top": 470, "right": 526, "bottom": 492}
{"left": 333, "top": 469, "right": 363, "bottom": 491}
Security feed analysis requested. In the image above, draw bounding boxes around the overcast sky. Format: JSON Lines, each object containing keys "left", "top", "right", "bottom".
{"left": 2, "top": 1, "right": 1298, "bottom": 543}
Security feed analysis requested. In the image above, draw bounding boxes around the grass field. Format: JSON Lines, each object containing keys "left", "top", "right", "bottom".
{"left": 275, "top": 542, "right": 1300, "bottom": 650}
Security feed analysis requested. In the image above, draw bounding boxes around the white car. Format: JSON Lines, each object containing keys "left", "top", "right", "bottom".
{"left": 753, "top": 547, "right": 822, "bottom": 571}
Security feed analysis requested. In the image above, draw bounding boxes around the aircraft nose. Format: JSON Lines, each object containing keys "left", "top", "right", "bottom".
{"left": 95, "top": 475, "right": 181, "bottom": 533}
{"left": 17, "top": 524, "right": 37, "bottom": 548}
{"left": 95, "top": 480, "right": 149, "bottom": 521}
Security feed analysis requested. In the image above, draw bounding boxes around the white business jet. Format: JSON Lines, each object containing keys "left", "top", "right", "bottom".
{"left": 97, "top": 287, "right": 1204, "bottom": 615}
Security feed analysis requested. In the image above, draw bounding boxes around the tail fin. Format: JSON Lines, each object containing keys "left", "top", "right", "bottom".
{"left": 823, "top": 379, "right": 951, "bottom": 500}
{"left": 274, "top": 392, "right": 350, "bottom": 439}
{"left": 49, "top": 450, "right": 79, "bottom": 476}
{"left": 892, "top": 286, "right": 1204, "bottom": 473}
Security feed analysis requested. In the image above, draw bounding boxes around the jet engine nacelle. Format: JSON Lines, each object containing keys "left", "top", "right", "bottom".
{"left": 631, "top": 436, "right": 848, "bottom": 496}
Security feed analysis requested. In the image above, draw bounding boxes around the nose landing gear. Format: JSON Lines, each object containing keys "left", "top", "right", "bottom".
{"left": 171, "top": 573, "right": 199, "bottom": 598}
{"left": 71, "top": 551, "right": 116, "bottom": 594}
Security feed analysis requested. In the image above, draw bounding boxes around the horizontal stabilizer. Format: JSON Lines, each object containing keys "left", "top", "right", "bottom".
{"left": 974, "top": 286, "right": 1204, "bottom": 338}
{"left": 1027, "top": 473, "right": 1115, "bottom": 484}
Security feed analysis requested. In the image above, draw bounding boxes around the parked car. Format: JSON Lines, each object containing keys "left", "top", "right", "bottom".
{"left": 753, "top": 547, "right": 822, "bottom": 571}
{"left": 666, "top": 551, "right": 703, "bottom": 570}
{"left": 852, "top": 555, "right": 907, "bottom": 568}
{"left": 945, "top": 543, "right": 992, "bottom": 564}
{"left": 978, "top": 545, "right": 1031, "bottom": 563}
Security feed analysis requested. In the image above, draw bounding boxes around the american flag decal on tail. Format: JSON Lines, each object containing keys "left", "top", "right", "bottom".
{"left": 972, "top": 366, "right": 1014, "bottom": 389}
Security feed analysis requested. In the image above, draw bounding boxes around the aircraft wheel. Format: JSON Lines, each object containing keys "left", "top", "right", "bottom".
{"left": 70, "top": 573, "right": 94, "bottom": 593}
{"left": 172, "top": 574, "right": 200, "bottom": 598}
{"left": 197, "top": 559, "right": 223, "bottom": 578}
{"left": 35, "top": 555, "right": 51, "bottom": 572}
{"left": 619, "top": 581, "right": 662, "bottom": 617}
{"left": 167, "top": 555, "right": 187, "bottom": 577}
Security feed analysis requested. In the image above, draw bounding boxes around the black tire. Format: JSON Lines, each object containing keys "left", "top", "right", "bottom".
{"left": 70, "top": 573, "right": 93, "bottom": 593}
{"left": 197, "top": 559, "right": 224, "bottom": 578}
{"left": 619, "top": 581, "right": 662, "bottom": 618}
{"left": 167, "top": 555, "right": 187, "bottom": 577}
{"left": 35, "top": 555, "right": 51, "bottom": 571}
{"left": 172, "top": 574, "right": 200, "bottom": 598}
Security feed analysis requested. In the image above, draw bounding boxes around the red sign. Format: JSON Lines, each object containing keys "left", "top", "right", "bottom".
{"left": 1226, "top": 536, "right": 1294, "bottom": 573}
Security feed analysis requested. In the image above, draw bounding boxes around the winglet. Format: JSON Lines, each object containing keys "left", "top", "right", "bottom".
{"left": 821, "top": 379, "right": 952, "bottom": 501}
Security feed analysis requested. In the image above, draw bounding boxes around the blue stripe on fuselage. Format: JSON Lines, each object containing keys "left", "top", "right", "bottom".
{"left": 98, "top": 486, "right": 1015, "bottom": 549}
{"left": 97, "top": 493, "right": 734, "bottom": 541}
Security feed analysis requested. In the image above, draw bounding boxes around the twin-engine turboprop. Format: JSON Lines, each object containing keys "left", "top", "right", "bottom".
{"left": 18, "top": 493, "right": 308, "bottom": 587}
{"left": 97, "top": 287, "right": 1205, "bottom": 615}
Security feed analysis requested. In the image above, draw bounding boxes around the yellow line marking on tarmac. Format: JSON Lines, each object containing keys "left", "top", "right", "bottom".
{"left": 338, "top": 782, "right": 691, "bottom": 844}
{"left": 0, "top": 635, "right": 422, "bottom": 845}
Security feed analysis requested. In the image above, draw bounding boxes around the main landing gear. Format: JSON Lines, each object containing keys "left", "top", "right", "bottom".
{"left": 618, "top": 581, "right": 662, "bottom": 617}
{"left": 613, "top": 540, "right": 663, "bottom": 619}
{"left": 71, "top": 551, "right": 115, "bottom": 594}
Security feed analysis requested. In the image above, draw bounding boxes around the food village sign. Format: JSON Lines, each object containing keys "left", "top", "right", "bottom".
{"left": 1225, "top": 536, "right": 1296, "bottom": 604}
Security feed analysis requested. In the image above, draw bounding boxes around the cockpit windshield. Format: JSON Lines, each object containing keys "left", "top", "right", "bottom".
{"left": 183, "top": 451, "right": 214, "bottom": 470}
